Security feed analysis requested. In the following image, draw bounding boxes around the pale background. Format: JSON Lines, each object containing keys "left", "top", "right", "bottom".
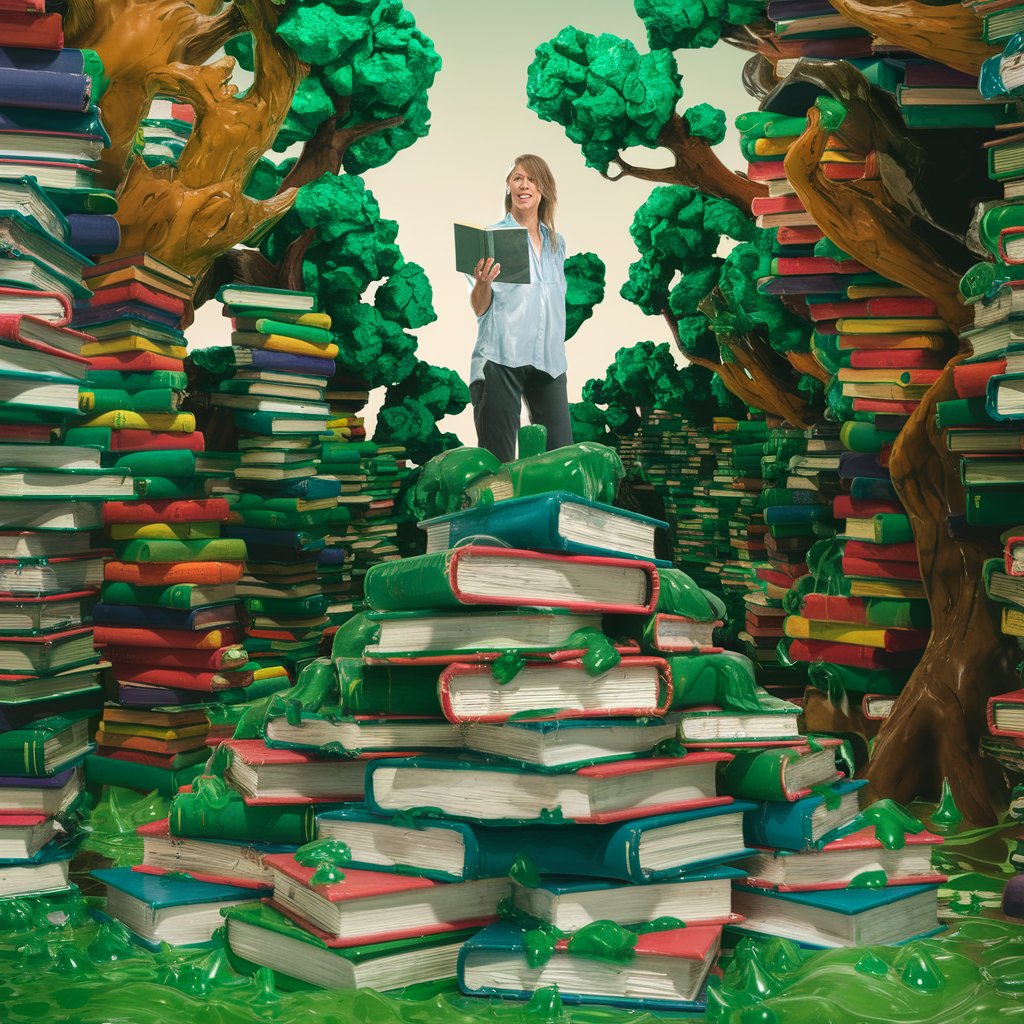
{"left": 187, "top": 0, "right": 753, "bottom": 448}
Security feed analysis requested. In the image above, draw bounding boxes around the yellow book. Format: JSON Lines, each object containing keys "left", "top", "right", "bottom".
{"left": 837, "top": 333, "right": 948, "bottom": 352}
{"left": 849, "top": 579, "right": 927, "bottom": 600}
{"left": 819, "top": 151, "right": 861, "bottom": 164}
{"left": 846, "top": 285, "right": 915, "bottom": 299}
{"left": 96, "top": 722, "right": 209, "bottom": 741}
{"left": 78, "top": 410, "right": 196, "bottom": 432}
{"left": 840, "top": 382, "right": 931, "bottom": 400}
{"left": 837, "top": 368, "right": 932, "bottom": 384}
{"left": 231, "top": 331, "right": 339, "bottom": 360}
{"left": 81, "top": 336, "right": 188, "bottom": 360}
{"left": 1002, "top": 606, "right": 1024, "bottom": 637}
{"left": 108, "top": 522, "right": 221, "bottom": 541}
{"left": 784, "top": 615, "right": 894, "bottom": 649}
{"left": 754, "top": 136, "right": 797, "bottom": 156}
{"left": 835, "top": 317, "right": 950, "bottom": 335}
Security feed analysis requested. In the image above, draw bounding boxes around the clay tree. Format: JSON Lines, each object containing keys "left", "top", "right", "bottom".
{"left": 526, "top": 25, "right": 764, "bottom": 212}
{"left": 622, "top": 185, "right": 820, "bottom": 425}
{"left": 782, "top": 64, "right": 1014, "bottom": 824}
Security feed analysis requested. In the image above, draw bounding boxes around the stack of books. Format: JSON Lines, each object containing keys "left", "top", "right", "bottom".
{"left": 720, "top": 744, "right": 946, "bottom": 947}
{"left": 964, "top": 0, "right": 1024, "bottom": 50}
{"left": 138, "top": 98, "right": 194, "bottom": 168}
{"left": 201, "top": 283, "right": 340, "bottom": 675}
{"left": 764, "top": 0, "right": 873, "bottom": 83}
{"left": 896, "top": 56, "right": 1012, "bottom": 129}
{"left": 983, "top": 686, "right": 1024, "bottom": 781}
{"left": 0, "top": 22, "right": 126, "bottom": 897}
{"left": 206, "top": 490, "right": 764, "bottom": 1005}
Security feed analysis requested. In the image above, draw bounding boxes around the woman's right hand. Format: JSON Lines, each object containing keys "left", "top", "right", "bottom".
{"left": 474, "top": 257, "right": 502, "bottom": 283}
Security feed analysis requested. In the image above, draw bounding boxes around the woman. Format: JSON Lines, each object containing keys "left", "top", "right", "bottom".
{"left": 468, "top": 154, "right": 573, "bottom": 464}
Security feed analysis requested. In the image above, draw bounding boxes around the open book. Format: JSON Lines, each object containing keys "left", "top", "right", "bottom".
{"left": 454, "top": 223, "right": 530, "bottom": 284}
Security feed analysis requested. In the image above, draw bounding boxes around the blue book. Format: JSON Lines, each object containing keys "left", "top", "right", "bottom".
{"left": 66, "top": 213, "right": 119, "bottom": 256}
{"left": 742, "top": 778, "right": 868, "bottom": 852}
{"left": 418, "top": 491, "right": 670, "bottom": 564}
{"left": 0, "top": 67, "right": 92, "bottom": 113}
{"left": 92, "top": 867, "right": 263, "bottom": 949}
{"left": 458, "top": 921, "right": 717, "bottom": 1011}
{"left": 850, "top": 477, "right": 898, "bottom": 501}
{"left": 246, "top": 348, "right": 335, "bottom": 376}
{"left": 730, "top": 882, "right": 942, "bottom": 948}
{"left": 221, "top": 525, "right": 327, "bottom": 554}
{"left": 0, "top": 839, "right": 75, "bottom": 899}
{"left": 71, "top": 302, "right": 182, "bottom": 329}
{"left": 0, "top": 107, "right": 109, "bottom": 144}
{"left": 0, "top": 48, "right": 94, "bottom": 76}
{"left": 839, "top": 451, "right": 887, "bottom": 480}
{"left": 91, "top": 602, "right": 237, "bottom": 631}
{"left": 317, "top": 802, "right": 754, "bottom": 883}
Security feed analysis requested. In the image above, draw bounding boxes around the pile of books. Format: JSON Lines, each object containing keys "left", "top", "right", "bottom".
{"left": 895, "top": 57, "right": 1012, "bottom": 129}
{"left": 139, "top": 98, "right": 194, "bottom": 169}
{"left": 761, "top": 0, "right": 873, "bottom": 82}
{"left": 983, "top": 686, "right": 1024, "bottom": 782}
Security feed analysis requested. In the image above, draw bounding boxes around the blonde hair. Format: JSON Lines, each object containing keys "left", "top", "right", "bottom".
{"left": 505, "top": 154, "right": 557, "bottom": 235}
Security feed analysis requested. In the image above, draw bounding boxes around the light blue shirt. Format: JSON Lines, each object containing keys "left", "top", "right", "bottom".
{"left": 469, "top": 213, "right": 567, "bottom": 384}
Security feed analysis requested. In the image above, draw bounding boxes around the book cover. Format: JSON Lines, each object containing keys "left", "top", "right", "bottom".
{"left": 743, "top": 778, "right": 868, "bottom": 851}
{"left": 453, "top": 222, "right": 530, "bottom": 284}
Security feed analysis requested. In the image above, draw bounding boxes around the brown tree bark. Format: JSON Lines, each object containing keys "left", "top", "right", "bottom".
{"left": 826, "top": 0, "right": 998, "bottom": 76}
{"left": 67, "top": 0, "right": 244, "bottom": 185}
{"left": 103, "top": 0, "right": 304, "bottom": 281}
{"left": 607, "top": 113, "right": 767, "bottom": 214}
{"left": 785, "top": 94, "right": 1017, "bottom": 824}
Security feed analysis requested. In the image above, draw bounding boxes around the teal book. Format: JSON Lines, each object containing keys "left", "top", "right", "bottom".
{"left": 418, "top": 491, "right": 668, "bottom": 564}
{"left": 742, "top": 779, "right": 868, "bottom": 851}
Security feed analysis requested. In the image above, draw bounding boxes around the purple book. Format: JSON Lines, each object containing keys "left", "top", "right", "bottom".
{"left": 317, "top": 548, "right": 347, "bottom": 566}
{"left": 1003, "top": 874, "right": 1024, "bottom": 919}
{"left": 902, "top": 61, "right": 978, "bottom": 89}
{"left": 768, "top": 0, "right": 835, "bottom": 19}
{"left": 759, "top": 274, "right": 850, "bottom": 295}
{"left": 71, "top": 302, "right": 181, "bottom": 329}
{"left": 872, "top": 414, "right": 910, "bottom": 433}
{"left": 248, "top": 348, "right": 336, "bottom": 377}
{"left": 117, "top": 683, "right": 207, "bottom": 707}
{"left": 0, "top": 67, "right": 91, "bottom": 113}
{"left": 0, "top": 765, "right": 77, "bottom": 788}
{"left": 839, "top": 451, "right": 888, "bottom": 480}
{"left": 67, "top": 213, "right": 120, "bottom": 256}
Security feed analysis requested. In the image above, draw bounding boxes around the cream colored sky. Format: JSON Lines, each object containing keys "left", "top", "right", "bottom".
{"left": 187, "top": 1, "right": 753, "bottom": 448}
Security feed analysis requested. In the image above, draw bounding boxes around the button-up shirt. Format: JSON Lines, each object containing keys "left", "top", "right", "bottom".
{"left": 468, "top": 213, "right": 567, "bottom": 383}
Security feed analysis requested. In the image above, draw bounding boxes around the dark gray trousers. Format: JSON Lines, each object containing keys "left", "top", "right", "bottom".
{"left": 469, "top": 360, "right": 574, "bottom": 463}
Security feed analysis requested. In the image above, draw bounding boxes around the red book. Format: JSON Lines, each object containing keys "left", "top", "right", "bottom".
{"left": 823, "top": 162, "right": 867, "bottom": 181}
{"left": 86, "top": 281, "right": 186, "bottom": 317}
{"left": 833, "top": 496, "right": 903, "bottom": 518}
{"left": 843, "top": 539, "right": 918, "bottom": 564}
{"left": 108, "top": 665, "right": 253, "bottom": 692}
{"left": 787, "top": 637, "right": 913, "bottom": 669}
{"left": 0, "top": 287, "right": 70, "bottom": 326}
{"left": 811, "top": 297, "right": 939, "bottom": 320}
{"left": 746, "top": 160, "right": 787, "bottom": 182}
{"left": 751, "top": 195, "right": 806, "bottom": 215}
{"left": 102, "top": 646, "right": 246, "bottom": 671}
{"left": 954, "top": 360, "right": 1003, "bottom": 399}
{"left": 777, "top": 225, "right": 824, "bottom": 245}
{"left": 0, "top": 314, "right": 90, "bottom": 363}
{"left": 848, "top": 349, "right": 945, "bottom": 369}
{"left": 852, "top": 398, "right": 920, "bottom": 414}
{"left": 774, "top": 257, "right": 870, "bottom": 276}
{"left": 987, "top": 688, "right": 1024, "bottom": 738}
{"left": 756, "top": 567, "right": 802, "bottom": 589}
{"left": 99, "top": 749, "right": 202, "bottom": 769}
{"left": 82, "top": 429, "right": 205, "bottom": 453}
{"left": 87, "top": 351, "right": 185, "bottom": 374}
{"left": 94, "top": 625, "right": 243, "bottom": 650}
{"left": 103, "top": 562, "right": 244, "bottom": 586}
{"left": 0, "top": 422, "right": 52, "bottom": 443}
{"left": 0, "top": 0, "right": 46, "bottom": 11}
{"left": 842, "top": 555, "right": 922, "bottom": 580}
{"left": 102, "top": 498, "right": 231, "bottom": 525}
{"left": 0, "top": 12, "right": 62, "bottom": 48}
{"left": 799, "top": 594, "right": 876, "bottom": 625}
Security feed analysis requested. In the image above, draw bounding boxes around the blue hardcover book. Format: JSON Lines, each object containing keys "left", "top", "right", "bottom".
{"left": 256, "top": 475, "right": 341, "bottom": 500}
{"left": 91, "top": 602, "right": 237, "bottom": 631}
{"left": 247, "top": 348, "right": 336, "bottom": 377}
{"left": 317, "top": 801, "right": 755, "bottom": 883}
{"left": 221, "top": 525, "right": 327, "bottom": 554}
{"left": 0, "top": 67, "right": 92, "bottom": 113}
{"left": 66, "top": 213, "right": 119, "bottom": 256}
{"left": 418, "top": 492, "right": 670, "bottom": 565}
{"left": 91, "top": 867, "right": 263, "bottom": 950}
{"left": 458, "top": 921, "right": 717, "bottom": 1011}
{"left": 71, "top": 302, "right": 181, "bottom": 329}
{"left": 0, "top": 48, "right": 95, "bottom": 76}
{"left": 743, "top": 778, "right": 868, "bottom": 852}
{"left": 838, "top": 451, "right": 887, "bottom": 480}
{"left": 730, "top": 882, "right": 942, "bottom": 948}
{"left": 0, "top": 107, "right": 109, "bottom": 145}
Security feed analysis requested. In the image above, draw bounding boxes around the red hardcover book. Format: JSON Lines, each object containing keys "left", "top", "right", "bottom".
{"left": 852, "top": 398, "right": 920, "bottom": 414}
{"left": 823, "top": 162, "right": 867, "bottom": 181}
{"left": 774, "top": 257, "right": 870, "bottom": 276}
{"left": 799, "top": 594, "right": 876, "bottom": 625}
{"left": 756, "top": 567, "right": 802, "bottom": 589}
{"left": 776, "top": 225, "right": 824, "bottom": 245}
{"left": 86, "top": 281, "right": 186, "bottom": 317}
{"left": 811, "top": 297, "right": 939, "bottom": 320}
{"left": 0, "top": 0, "right": 46, "bottom": 12}
{"left": 0, "top": 12, "right": 62, "bottom": 49}
{"left": 833, "top": 496, "right": 903, "bottom": 519}
{"left": 95, "top": 733, "right": 204, "bottom": 755}
{"left": 79, "top": 428, "right": 205, "bottom": 453}
{"left": 103, "top": 561, "right": 244, "bottom": 586}
{"left": 987, "top": 688, "right": 1024, "bottom": 738}
{"left": 108, "top": 665, "right": 252, "bottom": 692}
{"left": 954, "top": 359, "right": 1004, "bottom": 399}
{"left": 848, "top": 349, "right": 945, "bottom": 369}
{"left": 87, "top": 351, "right": 185, "bottom": 374}
{"left": 842, "top": 555, "right": 922, "bottom": 580}
{"left": 843, "top": 540, "right": 919, "bottom": 563}
{"left": 838, "top": 333, "right": 947, "bottom": 351}
{"left": 751, "top": 195, "right": 806, "bottom": 215}
{"left": 0, "top": 314, "right": 91, "bottom": 363}
{"left": 787, "top": 637, "right": 913, "bottom": 669}
{"left": 102, "top": 646, "right": 247, "bottom": 671}
{"left": 94, "top": 625, "right": 243, "bottom": 650}
{"left": 0, "top": 422, "right": 52, "bottom": 443}
{"left": 0, "top": 287, "right": 70, "bottom": 326}
{"left": 746, "top": 160, "right": 787, "bottom": 182}
{"left": 102, "top": 498, "right": 231, "bottom": 525}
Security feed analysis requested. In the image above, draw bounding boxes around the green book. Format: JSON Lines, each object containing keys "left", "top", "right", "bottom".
{"left": 717, "top": 742, "right": 840, "bottom": 801}
{"left": 0, "top": 710, "right": 94, "bottom": 776}
{"left": 734, "top": 111, "right": 808, "bottom": 140}
{"left": 79, "top": 388, "right": 182, "bottom": 414}
{"left": 114, "top": 537, "right": 247, "bottom": 564}
{"left": 320, "top": 443, "right": 363, "bottom": 463}
{"left": 900, "top": 103, "right": 1013, "bottom": 129}
{"left": 839, "top": 420, "right": 900, "bottom": 453}
{"left": 935, "top": 397, "right": 996, "bottom": 429}
{"left": 216, "top": 284, "right": 317, "bottom": 312}
{"left": 101, "top": 581, "right": 237, "bottom": 609}
{"left": 966, "top": 488, "right": 1024, "bottom": 526}
{"left": 107, "top": 449, "right": 196, "bottom": 478}
{"left": 805, "top": 660, "right": 910, "bottom": 696}
{"left": 860, "top": 597, "right": 930, "bottom": 630}
{"left": 231, "top": 508, "right": 333, "bottom": 530}
{"left": 132, "top": 476, "right": 196, "bottom": 500}
{"left": 170, "top": 786, "right": 321, "bottom": 843}
{"left": 85, "top": 754, "right": 205, "bottom": 796}
{"left": 344, "top": 663, "right": 445, "bottom": 717}
{"left": 84, "top": 370, "right": 188, "bottom": 392}
{"left": 453, "top": 222, "right": 530, "bottom": 285}
{"left": 843, "top": 513, "right": 913, "bottom": 545}
{"left": 252, "top": 318, "right": 333, "bottom": 345}
{"left": 667, "top": 651, "right": 755, "bottom": 710}
{"left": 223, "top": 901, "right": 472, "bottom": 991}
{"left": 245, "top": 595, "right": 329, "bottom": 616}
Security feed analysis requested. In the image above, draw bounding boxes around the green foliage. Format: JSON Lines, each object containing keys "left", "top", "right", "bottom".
{"left": 374, "top": 260, "right": 437, "bottom": 330}
{"left": 527, "top": 27, "right": 682, "bottom": 173}
{"left": 570, "top": 401, "right": 611, "bottom": 443}
{"left": 564, "top": 252, "right": 606, "bottom": 341}
{"left": 635, "top": 0, "right": 767, "bottom": 50}
{"left": 684, "top": 102, "right": 726, "bottom": 144}
{"left": 275, "top": 0, "right": 441, "bottom": 172}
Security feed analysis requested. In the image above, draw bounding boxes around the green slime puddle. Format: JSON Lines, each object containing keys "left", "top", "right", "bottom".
{"left": 7, "top": 789, "right": 1024, "bottom": 1023}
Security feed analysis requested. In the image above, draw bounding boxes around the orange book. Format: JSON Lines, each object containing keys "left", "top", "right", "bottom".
{"left": 93, "top": 732, "right": 203, "bottom": 755}
{"left": 103, "top": 561, "right": 245, "bottom": 585}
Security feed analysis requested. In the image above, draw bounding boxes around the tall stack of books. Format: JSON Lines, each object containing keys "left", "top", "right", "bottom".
{"left": 205, "top": 284, "right": 340, "bottom": 675}
{"left": 0, "top": 22, "right": 132, "bottom": 900}
{"left": 896, "top": 57, "right": 1012, "bottom": 129}
{"left": 200, "top": 490, "right": 765, "bottom": 1005}
{"left": 764, "top": 0, "right": 872, "bottom": 83}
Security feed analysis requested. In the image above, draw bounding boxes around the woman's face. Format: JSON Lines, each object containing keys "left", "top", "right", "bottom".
{"left": 508, "top": 165, "right": 542, "bottom": 217}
